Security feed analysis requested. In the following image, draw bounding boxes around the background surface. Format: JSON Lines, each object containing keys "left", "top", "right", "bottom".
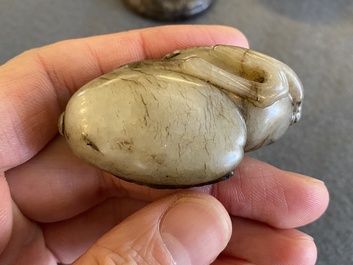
{"left": 1, "top": 0, "right": 352, "bottom": 264}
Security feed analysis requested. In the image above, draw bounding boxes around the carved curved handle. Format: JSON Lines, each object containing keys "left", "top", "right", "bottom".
{"left": 126, "top": 45, "right": 303, "bottom": 124}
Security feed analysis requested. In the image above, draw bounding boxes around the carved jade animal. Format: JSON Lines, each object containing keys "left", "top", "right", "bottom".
{"left": 58, "top": 45, "right": 303, "bottom": 188}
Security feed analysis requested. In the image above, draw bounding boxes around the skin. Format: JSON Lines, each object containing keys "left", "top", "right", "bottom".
{"left": 0, "top": 25, "right": 329, "bottom": 265}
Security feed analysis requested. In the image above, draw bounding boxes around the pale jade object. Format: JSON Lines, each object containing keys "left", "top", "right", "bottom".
{"left": 58, "top": 45, "right": 303, "bottom": 188}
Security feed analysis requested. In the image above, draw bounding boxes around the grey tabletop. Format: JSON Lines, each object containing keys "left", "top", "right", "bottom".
{"left": 1, "top": 0, "right": 352, "bottom": 264}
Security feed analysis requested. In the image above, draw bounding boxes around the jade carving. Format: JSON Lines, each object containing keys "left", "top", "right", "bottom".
{"left": 58, "top": 45, "right": 303, "bottom": 188}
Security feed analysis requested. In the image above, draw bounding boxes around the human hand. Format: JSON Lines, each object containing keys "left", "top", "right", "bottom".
{"left": 0, "top": 25, "right": 329, "bottom": 265}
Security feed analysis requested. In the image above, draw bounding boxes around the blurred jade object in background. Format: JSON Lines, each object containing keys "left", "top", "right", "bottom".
{"left": 123, "top": 0, "right": 215, "bottom": 20}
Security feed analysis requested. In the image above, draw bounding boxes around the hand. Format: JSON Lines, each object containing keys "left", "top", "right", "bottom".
{"left": 0, "top": 25, "right": 329, "bottom": 265}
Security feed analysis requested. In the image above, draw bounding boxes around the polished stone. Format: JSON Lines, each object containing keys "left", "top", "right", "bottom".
{"left": 59, "top": 46, "right": 302, "bottom": 188}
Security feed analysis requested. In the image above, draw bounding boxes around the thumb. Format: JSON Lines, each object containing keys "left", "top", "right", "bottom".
{"left": 74, "top": 191, "right": 232, "bottom": 265}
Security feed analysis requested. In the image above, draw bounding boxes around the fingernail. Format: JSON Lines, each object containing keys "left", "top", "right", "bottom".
{"left": 298, "top": 234, "right": 314, "bottom": 241}
{"left": 311, "top": 178, "right": 325, "bottom": 185}
{"left": 293, "top": 173, "right": 326, "bottom": 185}
{"left": 283, "top": 229, "right": 315, "bottom": 241}
{"left": 160, "top": 197, "right": 231, "bottom": 265}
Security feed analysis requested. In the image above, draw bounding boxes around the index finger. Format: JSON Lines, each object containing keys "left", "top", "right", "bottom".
{"left": 0, "top": 25, "right": 248, "bottom": 170}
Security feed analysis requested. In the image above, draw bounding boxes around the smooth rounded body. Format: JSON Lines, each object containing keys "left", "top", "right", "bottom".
{"left": 60, "top": 68, "right": 246, "bottom": 187}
